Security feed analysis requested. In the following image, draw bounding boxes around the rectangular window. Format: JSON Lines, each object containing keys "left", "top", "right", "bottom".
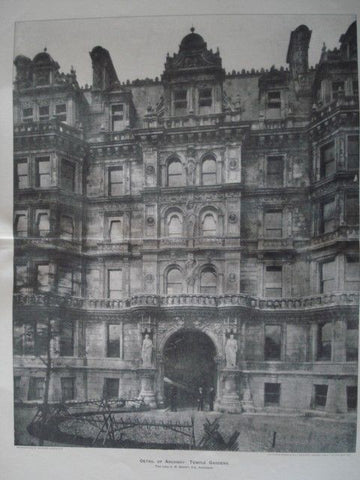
{"left": 61, "top": 160, "right": 75, "bottom": 192}
{"left": 348, "top": 135, "right": 359, "bottom": 170}
{"left": 111, "top": 104, "right": 124, "bottom": 131}
{"left": 107, "top": 324, "right": 120, "bottom": 357}
{"left": 265, "top": 266, "right": 282, "bottom": 297}
{"left": 35, "top": 157, "right": 51, "bottom": 188}
{"left": 13, "top": 324, "right": 24, "bottom": 355}
{"left": 108, "top": 269, "right": 122, "bottom": 299}
{"left": 14, "top": 376, "right": 21, "bottom": 400}
{"left": 57, "top": 267, "right": 74, "bottom": 295}
{"left": 345, "top": 194, "right": 359, "bottom": 225}
{"left": 108, "top": 167, "right": 123, "bottom": 196}
{"left": 345, "top": 257, "right": 360, "bottom": 291}
{"left": 320, "top": 142, "right": 335, "bottom": 178}
{"left": 28, "top": 377, "right": 45, "bottom": 401}
{"left": 23, "top": 322, "right": 35, "bottom": 355}
{"left": 320, "top": 198, "right": 336, "bottom": 233}
{"left": 264, "top": 325, "right": 282, "bottom": 360}
{"left": 14, "top": 265, "right": 27, "bottom": 290}
{"left": 332, "top": 81, "right": 345, "bottom": 100}
{"left": 22, "top": 107, "right": 33, "bottom": 123}
{"left": 347, "top": 386, "right": 357, "bottom": 411}
{"left": 35, "top": 263, "right": 50, "bottom": 292}
{"left": 60, "top": 215, "right": 74, "bottom": 240}
{"left": 59, "top": 320, "right": 74, "bottom": 357}
{"left": 55, "top": 104, "right": 67, "bottom": 122}
{"left": 316, "top": 322, "right": 332, "bottom": 361}
{"left": 346, "top": 319, "right": 358, "bottom": 361}
{"left": 14, "top": 213, "right": 27, "bottom": 237}
{"left": 61, "top": 377, "right": 75, "bottom": 401}
{"left": 174, "top": 90, "right": 187, "bottom": 115}
{"left": 35, "top": 322, "right": 48, "bottom": 356}
{"left": 199, "top": 87, "right": 212, "bottom": 113}
{"left": 264, "top": 210, "right": 282, "bottom": 238}
{"left": 36, "top": 211, "right": 50, "bottom": 237}
{"left": 109, "top": 218, "right": 122, "bottom": 242}
{"left": 39, "top": 105, "right": 50, "bottom": 121}
{"left": 16, "top": 159, "right": 28, "bottom": 189}
{"left": 353, "top": 80, "right": 359, "bottom": 97}
{"left": 264, "top": 383, "right": 280, "bottom": 406}
{"left": 266, "top": 156, "right": 283, "bottom": 186}
{"left": 267, "top": 91, "right": 281, "bottom": 109}
{"left": 36, "top": 70, "right": 50, "bottom": 86}
{"left": 320, "top": 260, "right": 336, "bottom": 293}
{"left": 314, "top": 384, "right": 328, "bottom": 408}
{"left": 103, "top": 378, "right": 119, "bottom": 399}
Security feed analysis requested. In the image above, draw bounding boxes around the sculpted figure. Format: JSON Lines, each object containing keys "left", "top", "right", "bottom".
{"left": 225, "top": 334, "right": 237, "bottom": 368}
{"left": 141, "top": 334, "right": 153, "bottom": 366}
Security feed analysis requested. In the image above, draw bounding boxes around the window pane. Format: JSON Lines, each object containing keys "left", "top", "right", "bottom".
{"left": 16, "top": 160, "right": 28, "bottom": 189}
{"left": 320, "top": 143, "right": 335, "bottom": 177}
{"left": 265, "top": 325, "right": 281, "bottom": 360}
{"left": 267, "top": 157, "right": 283, "bottom": 186}
{"left": 13, "top": 324, "right": 24, "bottom": 355}
{"left": 36, "top": 158, "right": 51, "bottom": 187}
{"left": 60, "top": 215, "right": 74, "bottom": 239}
{"left": 58, "top": 267, "right": 74, "bottom": 295}
{"left": 15, "top": 265, "right": 27, "bottom": 289}
{"left": 345, "top": 195, "right": 359, "bottom": 225}
{"left": 110, "top": 220, "right": 122, "bottom": 242}
{"left": 200, "top": 269, "right": 217, "bottom": 294}
{"left": 317, "top": 322, "right": 332, "bottom": 360}
{"left": 322, "top": 199, "right": 336, "bottom": 233}
{"left": 104, "top": 378, "right": 119, "bottom": 399}
{"left": 202, "top": 158, "right": 216, "bottom": 185}
{"left": 109, "top": 168, "right": 123, "bottom": 196}
{"left": 14, "top": 214, "right": 27, "bottom": 237}
{"left": 264, "top": 383, "right": 280, "bottom": 405}
{"left": 108, "top": 324, "right": 120, "bottom": 357}
{"left": 24, "top": 323, "right": 35, "bottom": 355}
{"left": 265, "top": 211, "right": 282, "bottom": 237}
{"left": 168, "top": 161, "right": 183, "bottom": 187}
{"left": 168, "top": 215, "right": 182, "bottom": 237}
{"left": 314, "top": 384, "right": 328, "bottom": 408}
{"left": 36, "top": 264, "right": 50, "bottom": 291}
{"left": 37, "top": 212, "right": 50, "bottom": 237}
{"left": 61, "top": 160, "right": 75, "bottom": 192}
{"left": 346, "top": 320, "right": 358, "bottom": 361}
{"left": 28, "top": 377, "right": 45, "bottom": 400}
{"left": 265, "top": 266, "right": 282, "bottom": 297}
{"left": 347, "top": 386, "right": 357, "bottom": 410}
{"left": 35, "top": 322, "right": 48, "bottom": 356}
{"left": 166, "top": 268, "right": 182, "bottom": 294}
{"left": 320, "top": 260, "right": 335, "bottom": 293}
{"left": 108, "top": 270, "right": 122, "bottom": 299}
{"left": 61, "top": 377, "right": 75, "bottom": 401}
{"left": 202, "top": 213, "right": 217, "bottom": 236}
{"left": 60, "top": 320, "right": 74, "bottom": 356}
{"left": 348, "top": 136, "right": 359, "bottom": 169}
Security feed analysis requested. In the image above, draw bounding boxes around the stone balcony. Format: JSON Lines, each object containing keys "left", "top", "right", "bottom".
{"left": 257, "top": 237, "right": 294, "bottom": 251}
{"left": 311, "top": 225, "right": 359, "bottom": 247}
{"left": 14, "top": 119, "right": 84, "bottom": 140}
{"left": 13, "top": 291, "right": 359, "bottom": 312}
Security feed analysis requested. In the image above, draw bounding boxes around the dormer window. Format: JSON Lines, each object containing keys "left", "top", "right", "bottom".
{"left": 173, "top": 90, "right": 187, "bottom": 115}
{"left": 267, "top": 91, "right": 281, "bottom": 109}
{"left": 36, "top": 70, "right": 50, "bottom": 86}
{"left": 111, "top": 104, "right": 124, "bottom": 131}
{"left": 198, "top": 87, "right": 212, "bottom": 113}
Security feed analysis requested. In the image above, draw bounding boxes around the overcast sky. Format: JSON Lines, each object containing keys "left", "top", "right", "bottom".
{"left": 14, "top": 14, "right": 356, "bottom": 87}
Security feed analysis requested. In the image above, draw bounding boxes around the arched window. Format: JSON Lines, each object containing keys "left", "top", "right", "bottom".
{"left": 168, "top": 213, "right": 182, "bottom": 237}
{"left": 36, "top": 212, "right": 50, "bottom": 237}
{"left": 109, "top": 219, "right": 122, "bottom": 242}
{"left": 202, "top": 212, "right": 217, "bottom": 236}
{"left": 167, "top": 159, "right": 183, "bottom": 187}
{"left": 202, "top": 157, "right": 217, "bottom": 185}
{"left": 200, "top": 267, "right": 217, "bottom": 295}
{"left": 166, "top": 268, "right": 183, "bottom": 295}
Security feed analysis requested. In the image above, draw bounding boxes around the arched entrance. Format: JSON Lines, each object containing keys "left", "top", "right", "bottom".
{"left": 163, "top": 329, "right": 217, "bottom": 409}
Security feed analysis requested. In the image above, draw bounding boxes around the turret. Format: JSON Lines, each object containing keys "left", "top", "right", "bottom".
{"left": 286, "top": 25, "right": 312, "bottom": 78}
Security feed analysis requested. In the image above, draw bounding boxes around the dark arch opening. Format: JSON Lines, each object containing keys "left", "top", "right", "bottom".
{"left": 163, "top": 329, "right": 217, "bottom": 409}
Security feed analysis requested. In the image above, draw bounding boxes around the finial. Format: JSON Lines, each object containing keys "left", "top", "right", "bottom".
{"left": 44, "top": 47, "right": 47, "bottom": 52}
{"left": 190, "top": 26, "right": 195, "bottom": 33}
{"left": 322, "top": 42, "right": 326, "bottom": 53}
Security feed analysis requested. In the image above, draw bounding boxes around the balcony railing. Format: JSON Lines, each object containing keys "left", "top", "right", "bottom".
{"left": 257, "top": 238, "right": 294, "bottom": 250}
{"left": 14, "top": 120, "right": 84, "bottom": 140}
{"left": 312, "top": 226, "right": 359, "bottom": 245}
{"left": 14, "top": 291, "right": 359, "bottom": 312}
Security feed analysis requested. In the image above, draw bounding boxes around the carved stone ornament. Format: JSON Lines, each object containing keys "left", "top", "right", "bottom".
{"left": 146, "top": 216, "right": 155, "bottom": 226}
{"left": 228, "top": 273, "right": 236, "bottom": 283}
{"left": 229, "top": 159, "right": 238, "bottom": 170}
{"left": 145, "top": 164, "right": 155, "bottom": 175}
{"left": 228, "top": 212, "right": 237, "bottom": 223}
{"left": 144, "top": 274, "right": 154, "bottom": 284}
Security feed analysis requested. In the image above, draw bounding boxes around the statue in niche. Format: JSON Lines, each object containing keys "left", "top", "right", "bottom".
{"left": 186, "top": 160, "right": 196, "bottom": 185}
{"left": 185, "top": 200, "right": 196, "bottom": 238}
{"left": 141, "top": 333, "right": 153, "bottom": 367}
{"left": 185, "top": 253, "right": 198, "bottom": 286}
{"left": 225, "top": 333, "right": 238, "bottom": 368}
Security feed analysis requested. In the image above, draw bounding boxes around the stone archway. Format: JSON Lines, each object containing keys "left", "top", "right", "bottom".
{"left": 162, "top": 329, "right": 217, "bottom": 408}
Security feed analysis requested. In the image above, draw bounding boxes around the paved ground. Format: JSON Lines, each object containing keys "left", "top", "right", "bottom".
{"left": 14, "top": 405, "right": 357, "bottom": 452}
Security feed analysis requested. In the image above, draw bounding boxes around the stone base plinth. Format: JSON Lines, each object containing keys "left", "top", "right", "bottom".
{"left": 217, "top": 368, "right": 242, "bottom": 413}
{"left": 138, "top": 368, "right": 157, "bottom": 408}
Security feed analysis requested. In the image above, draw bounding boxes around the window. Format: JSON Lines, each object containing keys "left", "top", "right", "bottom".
{"left": 61, "top": 160, "right": 75, "bottom": 192}
{"left": 320, "top": 198, "right": 336, "bottom": 233}
{"left": 14, "top": 213, "right": 27, "bottom": 237}
{"left": 36, "top": 70, "right": 50, "bottom": 86}
{"left": 57, "top": 267, "right": 74, "bottom": 295}
{"left": 347, "top": 386, "right": 357, "bottom": 411}
{"left": 14, "top": 377, "right": 21, "bottom": 400}
{"left": 264, "top": 210, "right": 282, "bottom": 238}
{"left": 22, "top": 107, "right": 33, "bottom": 123}
{"left": 345, "top": 257, "right": 360, "bottom": 291}
{"left": 167, "top": 214, "right": 182, "bottom": 237}
{"left": 109, "top": 219, "right": 122, "bottom": 242}
{"left": 60, "top": 215, "right": 74, "bottom": 240}
{"left": 23, "top": 323, "right": 36, "bottom": 355}
{"left": 107, "top": 324, "right": 120, "bottom": 357}
{"left": 353, "top": 80, "right": 359, "bottom": 97}
{"left": 265, "top": 266, "right": 282, "bottom": 297}
{"left": 200, "top": 267, "right": 217, "bottom": 295}
{"left": 61, "top": 377, "right": 75, "bottom": 401}
{"left": 55, "top": 104, "right": 67, "bottom": 122}
{"left": 111, "top": 104, "right": 124, "bottom": 131}
{"left": 267, "top": 91, "right": 281, "bottom": 109}
{"left": 320, "top": 142, "right": 335, "bottom": 178}
{"left": 39, "top": 105, "right": 49, "bottom": 121}
{"left": 167, "top": 159, "right": 183, "bottom": 187}
{"left": 199, "top": 87, "right": 212, "bottom": 113}
{"left": 320, "top": 260, "right": 336, "bottom": 293}
{"left": 332, "top": 81, "right": 345, "bottom": 100}
{"left": 59, "top": 320, "right": 74, "bottom": 357}
{"left": 201, "top": 213, "right": 217, "bottom": 237}
{"left": 28, "top": 377, "right": 45, "bottom": 401}
{"left": 36, "top": 211, "right": 50, "bottom": 237}
{"left": 264, "top": 383, "right": 280, "bottom": 406}
{"left": 313, "top": 384, "right": 328, "bottom": 408}
{"left": 346, "top": 319, "right": 358, "bottom": 361}
{"left": 108, "top": 269, "right": 122, "bottom": 299}
{"left": 317, "top": 322, "right": 332, "bottom": 361}
{"left": 173, "top": 90, "right": 187, "bottom": 115}
{"left": 14, "top": 322, "right": 48, "bottom": 356}
{"left": 202, "top": 157, "right": 217, "bottom": 185}
{"left": 345, "top": 194, "right": 359, "bottom": 225}
{"left": 109, "top": 167, "right": 123, "bottom": 196}
{"left": 166, "top": 268, "right": 183, "bottom": 295}
{"left": 103, "top": 378, "right": 119, "bottom": 399}
{"left": 16, "top": 159, "right": 28, "bottom": 189}
{"left": 13, "top": 324, "right": 24, "bottom": 355}
{"left": 35, "top": 263, "right": 50, "bottom": 292}
{"left": 264, "top": 325, "right": 282, "bottom": 360}
{"left": 266, "top": 156, "right": 283, "bottom": 186}
{"left": 14, "top": 265, "right": 27, "bottom": 290}
{"left": 348, "top": 135, "right": 359, "bottom": 170}
{"left": 35, "top": 157, "right": 51, "bottom": 187}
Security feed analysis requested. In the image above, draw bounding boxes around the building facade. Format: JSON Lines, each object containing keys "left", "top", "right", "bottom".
{"left": 13, "top": 23, "right": 359, "bottom": 414}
